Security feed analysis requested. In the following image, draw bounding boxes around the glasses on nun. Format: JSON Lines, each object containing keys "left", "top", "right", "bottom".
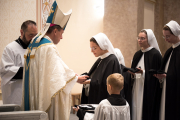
{"left": 90, "top": 47, "right": 97, "bottom": 51}
{"left": 162, "top": 36, "right": 170, "bottom": 39}
{"left": 137, "top": 37, "right": 146, "bottom": 41}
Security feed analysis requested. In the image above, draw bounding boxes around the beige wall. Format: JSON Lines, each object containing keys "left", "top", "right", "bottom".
{"left": 155, "top": 0, "right": 180, "bottom": 56}
{"left": 56, "top": 0, "right": 103, "bottom": 75}
{"left": 56, "top": 0, "right": 104, "bottom": 92}
{"left": 144, "top": 0, "right": 155, "bottom": 31}
{"left": 0, "top": 0, "right": 36, "bottom": 57}
{"left": 104, "top": 0, "right": 144, "bottom": 67}
{"left": 0, "top": 0, "right": 37, "bottom": 89}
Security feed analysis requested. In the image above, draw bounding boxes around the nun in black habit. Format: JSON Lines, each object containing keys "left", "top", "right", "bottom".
{"left": 129, "top": 29, "right": 162, "bottom": 120}
{"left": 154, "top": 20, "right": 180, "bottom": 120}
{"left": 81, "top": 33, "right": 121, "bottom": 104}
{"left": 114, "top": 48, "right": 127, "bottom": 98}
{"left": 115, "top": 48, "right": 133, "bottom": 117}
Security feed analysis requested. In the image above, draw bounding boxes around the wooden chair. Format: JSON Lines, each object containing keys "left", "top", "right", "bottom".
{"left": 71, "top": 83, "right": 83, "bottom": 114}
{"left": 71, "top": 92, "right": 81, "bottom": 114}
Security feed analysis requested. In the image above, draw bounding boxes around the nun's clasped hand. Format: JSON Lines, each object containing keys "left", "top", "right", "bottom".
{"left": 82, "top": 79, "right": 91, "bottom": 84}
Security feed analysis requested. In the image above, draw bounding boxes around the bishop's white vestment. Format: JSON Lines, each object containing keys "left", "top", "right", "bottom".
{"left": 21, "top": 36, "right": 77, "bottom": 120}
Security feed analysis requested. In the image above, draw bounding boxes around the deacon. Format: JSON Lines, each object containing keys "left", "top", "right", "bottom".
{"left": 0, "top": 20, "right": 37, "bottom": 105}
{"left": 155, "top": 20, "right": 180, "bottom": 120}
{"left": 21, "top": 1, "right": 87, "bottom": 120}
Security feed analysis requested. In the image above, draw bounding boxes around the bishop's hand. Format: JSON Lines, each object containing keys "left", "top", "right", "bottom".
{"left": 72, "top": 106, "right": 79, "bottom": 112}
{"left": 77, "top": 75, "right": 89, "bottom": 84}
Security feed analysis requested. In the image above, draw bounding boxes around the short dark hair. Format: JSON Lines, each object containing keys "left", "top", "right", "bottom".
{"left": 46, "top": 25, "right": 62, "bottom": 34}
{"left": 21, "top": 20, "right": 36, "bottom": 32}
{"left": 163, "top": 25, "right": 174, "bottom": 35}
{"left": 90, "top": 37, "right": 99, "bottom": 46}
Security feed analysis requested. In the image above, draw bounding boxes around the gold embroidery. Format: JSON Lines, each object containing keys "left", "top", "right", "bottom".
{"left": 30, "top": 55, "right": 35, "bottom": 59}
{"left": 28, "top": 47, "right": 32, "bottom": 54}
{"left": 52, "top": 6, "right": 58, "bottom": 23}
{"left": 24, "top": 39, "right": 53, "bottom": 109}
{"left": 49, "top": 7, "right": 54, "bottom": 16}
{"left": 45, "top": 75, "right": 77, "bottom": 112}
{"left": 25, "top": 60, "right": 30, "bottom": 71}
{"left": 35, "top": 38, "right": 41, "bottom": 43}
{"left": 44, "top": 1, "right": 49, "bottom": 6}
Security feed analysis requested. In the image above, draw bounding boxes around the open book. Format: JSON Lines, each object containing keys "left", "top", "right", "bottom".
{"left": 149, "top": 69, "right": 167, "bottom": 74}
{"left": 123, "top": 66, "right": 141, "bottom": 73}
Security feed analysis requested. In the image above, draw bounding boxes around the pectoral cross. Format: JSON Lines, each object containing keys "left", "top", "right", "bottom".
{"left": 49, "top": 7, "right": 54, "bottom": 16}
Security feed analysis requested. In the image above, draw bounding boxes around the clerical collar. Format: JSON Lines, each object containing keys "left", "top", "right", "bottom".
{"left": 141, "top": 46, "right": 153, "bottom": 53}
{"left": 15, "top": 37, "right": 29, "bottom": 49}
{"left": 100, "top": 52, "right": 111, "bottom": 59}
{"left": 172, "top": 41, "right": 180, "bottom": 48}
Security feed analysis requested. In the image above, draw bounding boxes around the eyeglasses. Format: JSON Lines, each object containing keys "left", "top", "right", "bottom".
{"left": 137, "top": 37, "right": 146, "bottom": 41}
{"left": 90, "top": 47, "right": 97, "bottom": 51}
{"left": 162, "top": 36, "right": 170, "bottom": 39}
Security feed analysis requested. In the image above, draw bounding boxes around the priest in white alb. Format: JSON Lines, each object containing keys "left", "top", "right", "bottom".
{"left": 0, "top": 20, "right": 37, "bottom": 106}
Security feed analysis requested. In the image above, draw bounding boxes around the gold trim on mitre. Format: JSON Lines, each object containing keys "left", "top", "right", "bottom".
{"left": 52, "top": 6, "right": 58, "bottom": 24}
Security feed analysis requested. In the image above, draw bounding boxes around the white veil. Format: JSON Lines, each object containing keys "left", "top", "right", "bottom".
{"left": 114, "top": 48, "right": 125, "bottom": 66}
{"left": 143, "top": 29, "right": 161, "bottom": 54}
{"left": 166, "top": 20, "right": 180, "bottom": 39}
{"left": 92, "top": 33, "right": 118, "bottom": 59}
